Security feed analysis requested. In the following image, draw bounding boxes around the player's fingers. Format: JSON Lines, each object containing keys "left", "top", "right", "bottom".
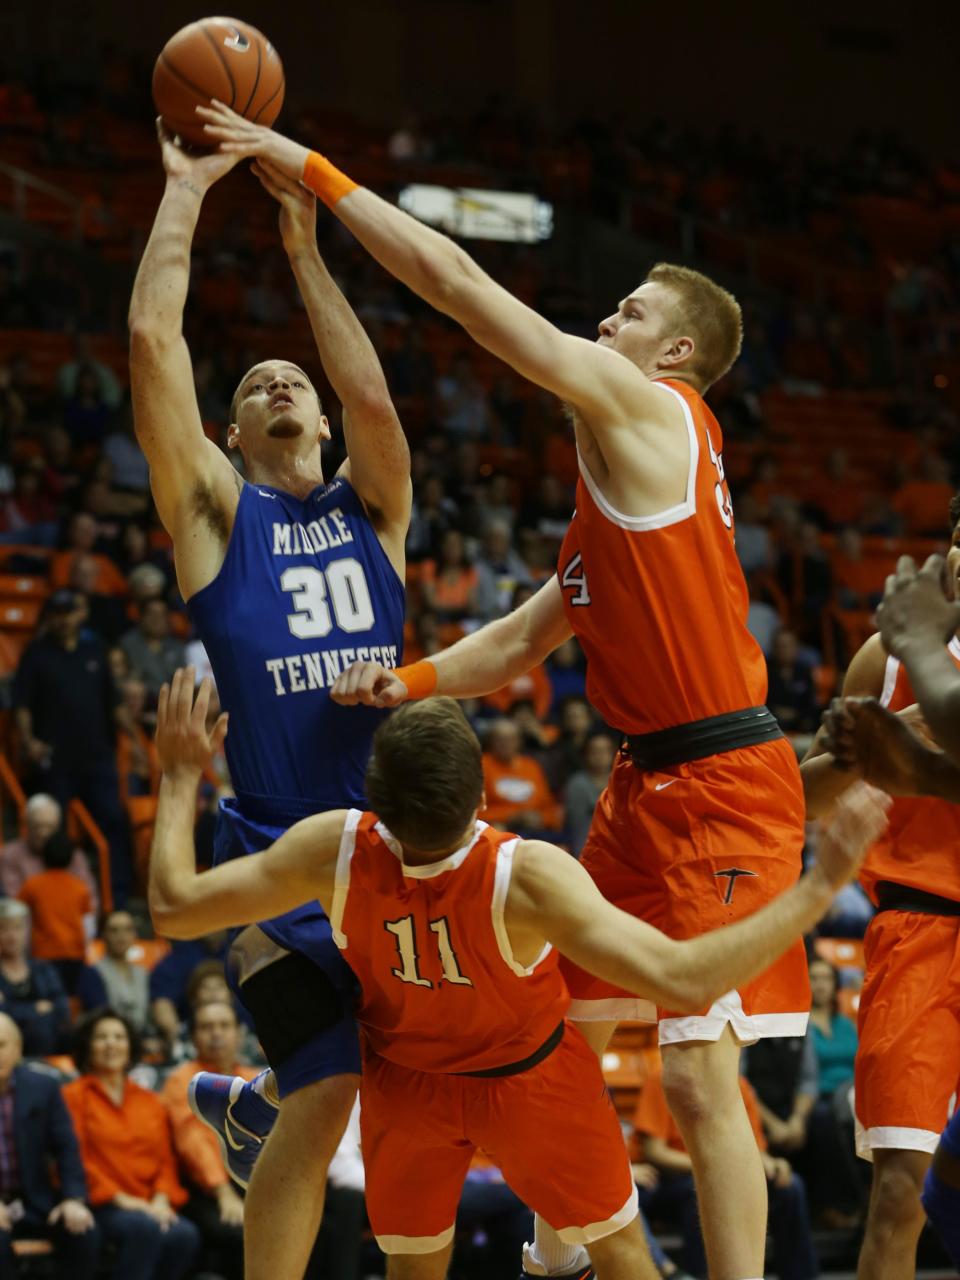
{"left": 256, "top": 159, "right": 300, "bottom": 194}
{"left": 192, "top": 674, "right": 211, "bottom": 728}
{"left": 206, "top": 99, "right": 245, "bottom": 123}
{"left": 157, "top": 682, "right": 170, "bottom": 732}
{"left": 210, "top": 712, "right": 229, "bottom": 753}
{"left": 894, "top": 554, "right": 919, "bottom": 584}
{"left": 175, "top": 665, "right": 196, "bottom": 724}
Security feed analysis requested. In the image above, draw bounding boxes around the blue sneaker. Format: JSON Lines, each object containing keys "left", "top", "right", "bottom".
{"left": 188, "top": 1071, "right": 265, "bottom": 1189}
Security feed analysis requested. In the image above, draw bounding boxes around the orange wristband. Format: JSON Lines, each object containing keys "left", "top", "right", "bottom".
{"left": 302, "top": 151, "right": 359, "bottom": 208}
{"left": 395, "top": 660, "right": 438, "bottom": 701}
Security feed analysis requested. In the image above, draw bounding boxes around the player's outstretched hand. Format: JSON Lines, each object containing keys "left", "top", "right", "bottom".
{"left": 877, "top": 554, "right": 960, "bottom": 659}
{"left": 330, "top": 661, "right": 409, "bottom": 709}
{"left": 810, "top": 781, "right": 890, "bottom": 892}
{"left": 156, "top": 118, "right": 240, "bottom": 192}
{"left": 196, "top": 101, "right": 308, "bottom": 184}
{"left": 251, "top": 159, "right": 317, "bottom": 254}
{"left": 822, "top": 696, "right": 932, "bottom": 795}
{"left": 156, "top": 667, "right": 229, "bottom": 778}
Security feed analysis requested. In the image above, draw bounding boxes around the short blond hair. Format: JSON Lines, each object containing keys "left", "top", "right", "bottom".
{"left": 647, "top": 263, "right": 743, "bottom": 390}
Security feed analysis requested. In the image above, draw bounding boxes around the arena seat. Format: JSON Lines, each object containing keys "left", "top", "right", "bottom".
{"left": 815, "top": 937, "right": 866, "bottom": 970}
{"left": 84, "top": 934, "right": 170, "bottom": 969}
{"left": 0, "top": 599, "right": 42, "bottom": 631}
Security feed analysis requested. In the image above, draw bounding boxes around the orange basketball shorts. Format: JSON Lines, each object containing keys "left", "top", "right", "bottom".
{"left": 359, "top": 1023, "right": 638, "bottom": 1255}
{"left": 562, "top": 737, "right": 810, "bottom": 1044}
{"left": 855, "top": 909, "right": 960, "bottom": 1158}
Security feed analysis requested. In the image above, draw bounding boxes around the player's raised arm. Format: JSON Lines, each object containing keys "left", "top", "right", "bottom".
{"left": 197, "top": 104, "right": 661, "bottom": 427}
{"left": 253, "top": 160, "right": 411, "bottom": 537}
{"left": 128, "top": 124, "right": 243, "bottom": 536}
{"left": 148, "top": 669, "right": 345, "bottom": 938}
{"left": 331, "top": 575, "right": 573, "bottom": 708}
{"left": 508, "top": 784, "right": 889, "bottom": 1012}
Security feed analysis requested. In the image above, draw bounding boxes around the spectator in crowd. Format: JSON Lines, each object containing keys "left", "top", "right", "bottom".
{"left": 56, "top": 335, "right": 122, "bottom": 410}
{"left": 69, "top": 553, "right": 128, "bottom": 643}
{"left": 0, "top": 792, "right": 99, "bottom": 911}
{"left": 419, "top": 528, "right": 479, "bottom": 625}
{"left": 799, "top": 957, "right": 863, "bottom": 1225}
{"left": 17, "top": 830, "right": 94, "bottom": 995}
{"left": 64, "top": 1009, "right": 200, "bottom": 1280}
{"left": 744, "top": 1030, "right": 818, "bottom": 1159}
{"left": 120, "top": 598, "right": 186, "bottom": 703}
{"left": 634, "top": 1057, "right": 818, "bottom": 1280}
{"left": 814, "top": 450, "right": 865, "bottom": 530}
{"left": 0, "top": 1011, "right": 100, "bottom": 1279}
{"left": 476, "top": 473, "right": 518, "bottom": 537}
{"left": 474, "top": 520, "right": 533, "bottom": 621}
{"left": 76, "top": 911, "right": 151, "bottom": 1032}
{"left": 832, "top": 527, "right": 883, "bottom": 610}
{"left": 386, "top": 323, "right": 436, "bottom": 398}
{"left": 893, "top": 452, "right": 955, "bottom": 536}
{"left": 0, "top": 900, "right": 69, "bottom": 1056}
{"left": 732, "top": 492, "right": 774, "bottom": 577}
{"left": 405, "top": 474, "right": 457, "bottom": 562}
{"left": 564, "top": 732, "right": 618, "bottom": 856}
{"left": 518, "top": 473, "right": 572, "bottom": 547}
{"left": 436, "top": 351, "right": 490, "bottom": 439}
{"left": 162, "top": 1000, "right": 256, "bottom": 1280}
{"left": 102, "top": 413, "right": 150, "bottom": 494}
{"left": 12, "top": 589, "right": 136, "bottom": 904}
{"left": 62, "top": 366, "right": 114, "bottom": 448}
{"left": 545, "top": 636, "right": 587, "bottom": 709}
{"left": 148, "top": 933, "right": 229, "bottom": 1048}
{"left": 50, "top": 513, "right": 126, "bottom": 596}
{"left": 542, "top": 695, "right": 597, "bottom": 793}
{"left": 765, "top": 626, "right": 822, "bottom": 736}
{"left": 481, "top": 717, "right": 561, "bottom": 836}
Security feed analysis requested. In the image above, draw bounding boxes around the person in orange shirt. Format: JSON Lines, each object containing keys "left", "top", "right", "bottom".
{"left": 17, "top": 831, "right": 94, "bottom": 995}
{"left": 50, "top": 512, "right": 128, "bottom": 598}
{"left": 633, "top": 1059, "right": 818, "bottom": 1280}
{"left": 63, "top": 1009, "right": 200, "bottom": 1280}
{"left": 481, "top": 718, "right": 561, "bottom": 835}
{"left": 163, "top": 999, "right": 257, "bottom": 1280}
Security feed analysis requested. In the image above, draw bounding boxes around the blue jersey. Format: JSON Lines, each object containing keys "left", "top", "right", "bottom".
{"left": 188, "top": 475, "right": 405, "bottom": 818}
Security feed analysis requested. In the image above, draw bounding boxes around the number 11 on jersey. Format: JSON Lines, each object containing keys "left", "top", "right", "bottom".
{"left": 384, "top": 915, "right": 473, "bottom": 987}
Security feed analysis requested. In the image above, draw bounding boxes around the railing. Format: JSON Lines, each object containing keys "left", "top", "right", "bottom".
{"left": 0, "top": 158, "right": 83, "bottom": 240}
{"left": 0, "top": 751, "right": 113, "bottom": 914}
{"left": 67, "top": 798, "right": 112, "bottom": 916}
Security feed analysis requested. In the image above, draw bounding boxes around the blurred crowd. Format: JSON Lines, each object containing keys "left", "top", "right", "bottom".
{"left": 0, "top": 47, "right": 956, "bottom": 1277}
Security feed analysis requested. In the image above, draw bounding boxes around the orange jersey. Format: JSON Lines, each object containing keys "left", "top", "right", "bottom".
{"left": 860, "top": 643, "right": 960, "bottom": 905}
{"left": 557, "top": 379, "right": 766, "bottom": 733}
{"left": 332, "top": 810, "right": 568, "bottom": 1073}
{"left": 19, "top": 869, "right": 91, "bottom": 961}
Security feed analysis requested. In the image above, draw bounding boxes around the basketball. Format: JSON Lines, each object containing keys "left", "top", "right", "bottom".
{"left": 152, "top": 17, "right": 284, "bottom": 147}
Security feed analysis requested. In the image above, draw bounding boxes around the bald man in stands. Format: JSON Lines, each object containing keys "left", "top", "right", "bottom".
{"left": 0, "top": 1012, "right": 100, "bottom": 1277}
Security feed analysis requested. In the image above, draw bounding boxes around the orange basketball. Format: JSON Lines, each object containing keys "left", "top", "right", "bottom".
{"left": 152, "top": 17, "right": 284, "bottom": 147}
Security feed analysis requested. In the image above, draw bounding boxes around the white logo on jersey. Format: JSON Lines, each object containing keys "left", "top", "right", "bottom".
{"left": 654, "top": 779, "right": 679, "bottom": 791}
{"left": 258, "top": 489, "right": 278, "bottom": 499}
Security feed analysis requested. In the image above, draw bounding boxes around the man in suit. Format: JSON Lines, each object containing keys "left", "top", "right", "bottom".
{"left": 0, "top": 1012, "right": 100, "bottom": 1278}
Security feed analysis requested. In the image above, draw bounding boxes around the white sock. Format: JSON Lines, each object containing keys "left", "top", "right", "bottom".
{"left": 252, "top": 1069, "right": 280, "bottom": 1108}
{"left": 522, "top": 1216, "right": 590, "bottom": 1275}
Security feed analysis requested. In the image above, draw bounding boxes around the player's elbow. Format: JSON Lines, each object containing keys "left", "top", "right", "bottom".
{"left": 658, "top": 944, "right": 710, "bottom": 1014}
{"left": 148, "top": 887, "right": 197, "bottom": 940}
{"left": 128, "top": 314, "right": 179, "bottom": 357}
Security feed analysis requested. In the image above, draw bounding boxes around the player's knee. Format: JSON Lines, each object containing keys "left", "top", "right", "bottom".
{"left": 660, "top": 1052, "right": 734, "bottom": 1129}
{"left": 869, "top": 1157, "right": 928, "bottom": 1231}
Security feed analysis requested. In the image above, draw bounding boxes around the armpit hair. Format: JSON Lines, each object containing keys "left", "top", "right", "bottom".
{"left": 191, "top": 477, "right": 235, "bottom": 544}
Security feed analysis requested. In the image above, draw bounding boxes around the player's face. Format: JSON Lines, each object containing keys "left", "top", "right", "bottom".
{"left": 231, "top": 361, "right": 329, "bottom": 451}
{"left": 596, "top": 282, "right": 684, "bottom": 371}
{"left": 947, "top": 521, "right": 960, "bottom": 602}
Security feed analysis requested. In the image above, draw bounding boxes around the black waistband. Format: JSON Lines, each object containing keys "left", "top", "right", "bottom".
{"left": 874, "top": 880, "right": 960, "bottom": 917}
{"left": 456, "top": 1022, "right": 564, "bottom": 1078}
{"left": 625, "top": 706, "right": 783, "bottom": 772}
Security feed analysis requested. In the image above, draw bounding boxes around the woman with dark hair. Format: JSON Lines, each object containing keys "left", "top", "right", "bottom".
{"left": 808, "top": 958, "right": 858, "bottom": 1095}
{"left": 796, "top": 958, "right": 864, "bottom": 1226}
{"left": 63, "top": 1009, "right": 200, "bottom": 1280}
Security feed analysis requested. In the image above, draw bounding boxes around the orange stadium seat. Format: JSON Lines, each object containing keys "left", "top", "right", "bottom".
{"left": 815, "top": 937, "right": 866, "bottom": 970}
{"left": 0, "top": 599, "right": 41, "bottom": 631}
